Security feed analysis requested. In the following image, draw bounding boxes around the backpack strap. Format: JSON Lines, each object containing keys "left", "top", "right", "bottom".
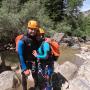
{"left": 21, "top": 36, "right": 32, "bottom": 45}
{"left": 15, "top": 34, "right": 32, "bottom": 52}
{"left": 15, "top": 34, "right": 24, "bottom": 52}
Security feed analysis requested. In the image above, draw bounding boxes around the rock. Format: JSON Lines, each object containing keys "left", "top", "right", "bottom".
{"left": 54, "top": 62, "right": 60, "bottom": 70}
{"left": 11, "top": 65, "right": 19, "bottom": 71}
{"left": 64, "top": 78, "right": 90, "bottom": 90}
{"left": 52, "top": 32, "right": 64, "bottom": 42}
{"left": 62, "top": 59, "right": 90, "bottom": 90}
{"left": 0, "top": 71, "right": 21, "bottom": 90}
{"left": 74, "top": 54, "right": 86, "bottom": 67}
{"left": 54, "top": 61, "right": 78, "bottom": 80}
{"left": 80, "top": 46, "right": 88, "bottom": 54}
{"left": 75, "top": 51, "right": 90, "bottom": 67}
{"left": 77, "top": 60, "right": 90, "bottom": 86}
{"left": 71, "top": 44, "right": 80, "bottom": 49}
{"left": 0, "top": 55, "right": 11, "bottom": 73}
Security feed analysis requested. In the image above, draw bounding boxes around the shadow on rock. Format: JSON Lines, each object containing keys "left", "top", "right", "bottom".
{"left": 0, "top": 55, "right": 12, "bottom": 73}
{"left": 52, "top": 72, "right": 69, "bottom": 90}
{"left": 0, "top": 65, "right": 12, "bottom": 73}
{"left": 28, "top": 72, "right": 69, "bottom": 90}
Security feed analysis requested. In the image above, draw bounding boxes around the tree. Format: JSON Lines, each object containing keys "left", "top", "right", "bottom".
{"left": 0, "top": 0, "right": 86, "bottom": 44}
{"left": 64, "top": 0, "right": 85, "bottom": 36}
{"left": 42, "top": 0, "right": 65, "bottom": 22}
{"left": 83, "top": 15, "right": 90, "bottom": 36}
{"left": 0, "top": 0, "right": 21, "bottom": 43}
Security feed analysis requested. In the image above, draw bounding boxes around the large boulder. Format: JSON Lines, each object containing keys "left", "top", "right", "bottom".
{"left": 54, "top": 61, "right": 78, "bottom": 80}
{"left": 0, "top": 71, "right": 20, "bottom": 90}
{"left": 74, "top": 54, "right": 85, "bottom": 67}
{"left": 52, "top": 32, "right": 64, "bottom": 42}
{"left": 62, "top": 59, "right": 90, "bottom": 90}
{"left": 74, "top": 51, "right": 90, "bottom": 67}
{"left": 62, "top": 77, "right": 90, "bottom": 90}
{"left": 77, "top": 60, "right": 90, "bottom": 86}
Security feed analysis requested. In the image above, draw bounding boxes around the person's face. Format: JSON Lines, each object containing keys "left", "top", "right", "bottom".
{"left": 28, "top": 28, "right": 37, "bottom": 36}
{"left": 45, "top": 38, "right": 51, "bottom": 42}
{"left": 36, "top": 35, "right": 44, "bottom": 42}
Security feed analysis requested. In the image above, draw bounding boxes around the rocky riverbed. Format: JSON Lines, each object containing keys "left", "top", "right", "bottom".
{"left": 0, "top": 44, "right": 90, "bottom": 90}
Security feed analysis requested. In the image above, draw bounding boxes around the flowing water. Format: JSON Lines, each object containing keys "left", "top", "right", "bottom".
{"left": 58, "top": 46, "right": 79, "bottom": 64}
{"left": 0, "top": 46, "right": 79, "bottom": 66}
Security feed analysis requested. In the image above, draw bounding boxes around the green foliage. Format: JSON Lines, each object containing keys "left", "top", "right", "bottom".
{"left": 64, "top": 0, "right": 85, "bottom": 36}
{"left": 83, "top": 16, "right": 90, "bottom": 36}
{"left": 43, "top": 0, "right": 64, "bottom": 21}
{"left": 20, "top": 0, "right": 29, "bottom": 4}
{"left": 68, "top": 0, "right": 84, "bottom": 9}
{"left": 2, "top": 0, "right": 20, "bottom": 13}
{"left": 0, "top": 0, "right": 21, "bottom": 43}
{"left": 55, "top": 21, "right": 71, "bottom": 33}
{"left": 0, "top": 0, "right": 88, "bottom": 44}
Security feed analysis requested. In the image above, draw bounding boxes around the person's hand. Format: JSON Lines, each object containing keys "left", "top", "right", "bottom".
{"left": 23, "top": 69, "right": 30, "bottom": 76}
{"left": 32, "top": 50, "right": 38, "bottom": 57}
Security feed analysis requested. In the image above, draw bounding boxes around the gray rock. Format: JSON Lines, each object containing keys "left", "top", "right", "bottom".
{"left": 54, "top": 61, "right": 78, "bottom": 80}
{"left": 65, "top": 78, "right": 90, "bottom": 90}
{"left": 0, "top": 71, "right": 20, "bottom": 90}
{"left": 74, "top": 54, "right": 85, "bottom": 67}
{"left": 74, "top": 51, "right": 90, "bottom": 67}
{"left": 71, "top": 44, "right": 80, "bottom": 49}
{"left": 62, "top": 58, "right": 90, "bottom": 90}
{"left": 77, "top": 60, "right": 90, "bottom": 86}
{"left": 52, "top": 33, "right": 64, "bottom": 42}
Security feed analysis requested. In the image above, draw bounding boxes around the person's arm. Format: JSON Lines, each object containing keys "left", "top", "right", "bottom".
{"left": 18, "top": 40, "right": 27, "bottom": 72}
{"left": 36, "top": 42, "right": 50, "bottom": 59}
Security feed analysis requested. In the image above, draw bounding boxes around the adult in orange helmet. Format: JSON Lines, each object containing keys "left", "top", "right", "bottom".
{"left": 16, "top": 20, "right": 44, "bottom": 90}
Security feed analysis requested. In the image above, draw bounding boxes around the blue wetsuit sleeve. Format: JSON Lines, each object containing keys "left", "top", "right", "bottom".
{"left": 18, "top": 40, "right": 27, "bottom": 72}
{"left": 36, "top": 42, "right": 50, "bottom": 59}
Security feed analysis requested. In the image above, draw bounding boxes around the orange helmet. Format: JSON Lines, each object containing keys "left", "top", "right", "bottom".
{"left": 28, "top": 20, "right": 39, "bottom": 29}
{"left": 39, "top": 28, "right": 45, "bottom": 34}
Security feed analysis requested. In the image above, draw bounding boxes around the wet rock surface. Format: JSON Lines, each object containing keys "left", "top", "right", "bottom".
{"left": 0, "top": 71, "right": 20, "bottom": 90}
{"left": 62, "top": 48, "right": 90, "bottom": 90}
